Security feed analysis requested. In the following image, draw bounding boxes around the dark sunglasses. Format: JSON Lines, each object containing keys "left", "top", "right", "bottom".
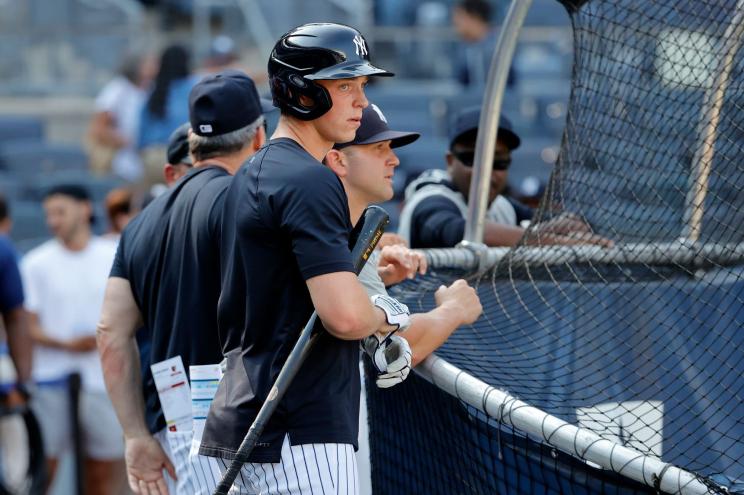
{"left": 452, "top": 150, "right": 511, "bottom": 170}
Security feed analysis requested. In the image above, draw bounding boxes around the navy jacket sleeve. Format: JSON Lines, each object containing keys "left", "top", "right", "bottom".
{"left": 280, "top": 167, "right": 354, "bottom": 280}
{"left": 507, "top": 196, "right": 534, "bottom": 224}
{"left": 410, "top": 196, "right": 466, "bottom": 249}
{"left": 0, "top": 237, "right": 23, "bottom": 312}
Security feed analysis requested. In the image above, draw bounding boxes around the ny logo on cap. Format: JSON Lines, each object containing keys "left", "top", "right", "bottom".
{"left": 370, "top": 103, "right": 387, "bottom": 123}
{"left": 353, "top": 35, "right": 368, "bottom": 57}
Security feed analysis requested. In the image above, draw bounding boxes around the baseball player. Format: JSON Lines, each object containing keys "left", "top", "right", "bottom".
{"left": 199, "top": 23, "right": 411, "bottom": 494}
{"left": 327, "top": 103, "right": 483, "bottom": 367}
{"left": 97, "top": 70, "right": 266, "bottom": 495}
{"left": 324, "top": 104, "right": 484, "bottom": 494}
{"left": 398, "top": 106, "right": 610, "bottom": 248}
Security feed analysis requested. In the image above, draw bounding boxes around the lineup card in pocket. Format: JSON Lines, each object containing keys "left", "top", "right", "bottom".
{"left": 190, "top": 363, "right": 222, "bottom": 443}
{"left": 151, "top": 356, "right": 193, "bottom": 432}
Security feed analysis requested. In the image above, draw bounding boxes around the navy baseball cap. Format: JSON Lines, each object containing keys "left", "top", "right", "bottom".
{"left": 448, "top": 106, "right": 521, "bottom": 151}
{"left": 335, "top": 103, "right": 420, "bottom": 149}
{"left": 166, "top": 122, "right": 192, "bottom": 165}
{"left": 189, "top": 69, "right": 263, "bottom": 137}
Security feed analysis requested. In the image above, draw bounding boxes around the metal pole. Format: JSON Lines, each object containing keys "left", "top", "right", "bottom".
{"left": 684, "top": 1, "right": 744, "bottom": 243}
{"left": 463, "top": 0, "right": 534, "bottom": 244}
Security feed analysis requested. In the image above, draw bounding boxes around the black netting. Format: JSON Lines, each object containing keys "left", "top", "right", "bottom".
{"left": 367, "top": 0, "right": 744, "bottom": 493}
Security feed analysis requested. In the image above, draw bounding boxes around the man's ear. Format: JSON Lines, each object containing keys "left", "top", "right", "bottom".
{"left": 323, "top": 149, "right": 348, "bottom": 178}
{"left": 445, "top": 151, "right": 455, "bottom": 170}
{"left": 252, "top": 125, "right": 266, "bottom": 151}
{"left": 163, "top": 164, "right": 177, "bottom": 185}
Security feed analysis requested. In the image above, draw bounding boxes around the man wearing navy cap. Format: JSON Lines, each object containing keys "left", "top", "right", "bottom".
{"left": 97, "top": 69, "right": 266, "bottom": 495}
{"left": 325, "top": 104, "right": 483, "bottom": 493}
{"left": 163, "top": 122, "right": 193, "bottom": 186}
{"left": 399, "top": 106, "right": 604, "bottom": 248}
{"left": 327, "top": 104, "right": 483, "bottom": 367}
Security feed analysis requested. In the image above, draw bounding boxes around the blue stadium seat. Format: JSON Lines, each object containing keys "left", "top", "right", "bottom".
{"left": 395, "top": 136, "right": 448, "bottom": 189}
{"left": 14, "top": 236, "right": 49, "bottom": 255}
{"left": 9, "top": 200, "right": 48, "bottom": 243}
{"left": 25, "top": 170, "right": 125, "bottom": 202}
{"left": 0, "top": 140, "right": 88, "bottom": 177}
{"left": 0, "top": 116, "right": 44, "bottom": 143}
{"left": 0, "top": 173, "right": 25, "bottom": 201}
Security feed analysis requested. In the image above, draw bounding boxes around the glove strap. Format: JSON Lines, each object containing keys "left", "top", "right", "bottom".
{"left": 371, "top": 294, "right": 410, "bottom": 332}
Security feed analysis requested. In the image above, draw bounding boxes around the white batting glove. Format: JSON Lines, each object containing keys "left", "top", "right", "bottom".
{"left": 362, "top": 334, "right": 412, "bottom": 388}
{"left": 371, "top": 294, "right": 410, "bottom": 333}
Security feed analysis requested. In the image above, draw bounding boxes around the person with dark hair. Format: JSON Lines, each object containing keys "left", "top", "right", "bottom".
{"left": 20, "top": 185, "right": 125, "bottom": 495}
{"left": 98, "top": 70, "right": 267, "bottom": 495}
{"left": 138, "top": 45, "right": 199, "bottom": 188}
{"left": 104, "top": 188, "right": 137, "bottom": 239}
{"left": 88, "top": 52, "right": 158, "bottom": 181}
{"left": 452, "top": 0, "right": 514, "bottom": 87}
{"left": 399, "top": 106, "right": 609, "bottom": 248}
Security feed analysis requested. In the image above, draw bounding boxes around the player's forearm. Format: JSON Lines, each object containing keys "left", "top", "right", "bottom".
{"left": 4, "top": 308, "right": 32, "bottom": 382}
{"left": 405, "top": 308, "right": 463, "bottom": 367}
{"left": 483, "top": 222, "right": 525, "bottom": 247}
{"left": 98, "top": 332, "right": 149, "bottom": 438}
{"left": 96, "top": 277, "right": 149, "bottom": 438}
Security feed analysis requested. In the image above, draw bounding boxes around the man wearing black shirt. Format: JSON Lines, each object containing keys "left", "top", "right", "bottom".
{"left": 200, "top": 23, "right": 410, "bottom": 494}
{"left": 97, "top": 69, "right": 266, "bottom": 495}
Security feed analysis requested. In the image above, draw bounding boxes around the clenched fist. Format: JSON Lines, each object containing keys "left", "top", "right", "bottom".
{"left": 434, "top": 280, "right": 482, "bottom": 326}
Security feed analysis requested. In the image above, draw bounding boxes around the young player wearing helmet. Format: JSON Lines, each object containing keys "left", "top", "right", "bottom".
{"left": 199, "top": 24, "right": 412, "bottom": 494}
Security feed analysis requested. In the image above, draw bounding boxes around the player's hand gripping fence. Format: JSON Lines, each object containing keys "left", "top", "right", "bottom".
{"left": 213, "top": 205, "right": 389, "bottom": 495}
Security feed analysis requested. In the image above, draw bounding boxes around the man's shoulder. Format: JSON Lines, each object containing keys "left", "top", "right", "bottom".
{"left": 0, "top": 235, "right": 16, "bottom": 259}
{"left": 21, "top": 239, "right": 59, "bottom": 268}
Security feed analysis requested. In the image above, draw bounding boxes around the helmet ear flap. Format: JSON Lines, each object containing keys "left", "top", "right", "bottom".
{"left": 271, "top": 70, "right": 333, "bottom": 121}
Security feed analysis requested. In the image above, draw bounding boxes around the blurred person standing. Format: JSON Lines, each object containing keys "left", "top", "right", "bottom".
{"left": 104, "top": 188, "right": 138, "bottom": 241}
{"left": 452, "top": 0, "right": 514, "bottom": 87}
{"left": 98, "top": 70, "right": 266, "bottom": 495}
{"left": 88, "top": 52, "right": 158, "bottom": 182}
{"left": 0, "top": 194, "right": 32, "bottom": 408}
{"left": 0, "top": 194, "right": 34, "bottom": 494}
{"left": 138, "top": 45, "right": 199, "bottom": 189}
{"left": 20, "top": 185, "right": 125, "bottom": 495}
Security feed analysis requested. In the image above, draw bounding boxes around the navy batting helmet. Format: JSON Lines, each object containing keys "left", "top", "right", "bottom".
{"left": 268, "top": 23, "right": 393, "bottom": 120}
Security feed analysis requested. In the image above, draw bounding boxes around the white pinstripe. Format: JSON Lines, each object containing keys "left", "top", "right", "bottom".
{"left": 155, "top": 428, "right": 224, "bottom": 494}
{"left": 216, "top": 436, "right": 358, "bottom": 494}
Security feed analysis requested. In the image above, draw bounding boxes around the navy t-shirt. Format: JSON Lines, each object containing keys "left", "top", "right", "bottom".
{"left": 200, "top": 138, "right": 356, "bottom": 463}
{"left": 411, "top": 185, "right": 533, "bottom": 249}
{"left": 0, "top": 236, "right": 23, "bottom": 312}
{"left": 110, "top": 166, "right": 230, "bottom": 434}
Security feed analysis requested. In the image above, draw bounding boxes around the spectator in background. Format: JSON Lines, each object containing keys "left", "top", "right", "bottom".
{"left": 201, "top": 35, "right": 240, "bottom": 73}
{"left": 88, "top": 52, "right": 157, "bottom": 182}
{"left": 398, "top": 106, "right": 608, "bottom": 248}
{"left": 104, "top": 188, "right": 137, "bottom": 240}
{"left": 21, "top": 185, "right": 125, "bottom": 495}
{"left": 163, "top": 122, "right": 193, "bottom": 186}
{"left": 0, "top": 194, "right": 32, "bottom": 409}
{"left": 452, "top": 0, "right": 514, "bottom": 87}
{"left": 138, "top": 45, "right": 199, "bottom": 189}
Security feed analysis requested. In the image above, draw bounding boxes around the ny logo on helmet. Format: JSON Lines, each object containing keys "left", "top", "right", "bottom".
{"left": 353, "top": 35, "right": 368, "bottom": 57}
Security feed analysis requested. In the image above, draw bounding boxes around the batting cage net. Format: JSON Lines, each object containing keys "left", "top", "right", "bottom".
{"left": 367, "top": 0, "right": 744, "bottom": 493}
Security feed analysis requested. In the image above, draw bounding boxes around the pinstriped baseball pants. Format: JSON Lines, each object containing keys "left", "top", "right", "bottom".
{"left": 155, "top": 428, "right": 223, "bottom": 494}
{"left": 215, "top": 435, "right": 358, "bottom": 495}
